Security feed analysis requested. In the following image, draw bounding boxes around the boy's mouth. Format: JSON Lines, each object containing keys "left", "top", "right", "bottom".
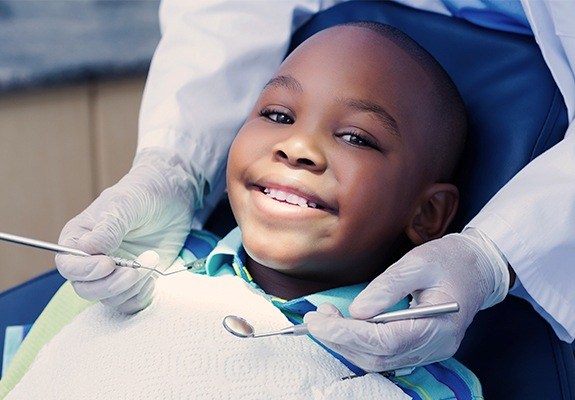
{"left": 253, "top": 184, "right": 331, "bottom": 211}
{"left": 261, "top": 187, "right": 323, "bottom": 209}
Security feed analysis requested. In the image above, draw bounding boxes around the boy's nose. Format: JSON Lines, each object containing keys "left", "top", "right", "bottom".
{"left": 272, "top": 134, "right": 327, "bottom": 172}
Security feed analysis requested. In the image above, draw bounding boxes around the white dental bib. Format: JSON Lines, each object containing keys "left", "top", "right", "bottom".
{"left": 7, "top": 273, "right": 408, "bottom": 399}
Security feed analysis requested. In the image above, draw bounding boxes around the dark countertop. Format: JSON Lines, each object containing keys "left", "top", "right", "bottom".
{"left": 0, "top": 0, "right": 161, "bottom": 93}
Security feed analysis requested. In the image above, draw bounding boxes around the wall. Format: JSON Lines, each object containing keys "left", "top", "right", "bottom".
{"left": 0, "top": 77, "right": 144, "bottom": 292}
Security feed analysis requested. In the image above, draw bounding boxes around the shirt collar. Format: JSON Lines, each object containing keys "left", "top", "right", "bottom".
{"left": 205, "top": 226, "right": 244, "bottom": 277}
{"left": 204, "top": 227, "right": 409, "bottom": 317}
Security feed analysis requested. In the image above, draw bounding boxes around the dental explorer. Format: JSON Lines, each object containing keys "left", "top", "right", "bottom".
{"left": 0, "top": 231, "right": 207, "bottom": 275}
{"left": 0, "top": 231, "right": 143, "bottom": 270}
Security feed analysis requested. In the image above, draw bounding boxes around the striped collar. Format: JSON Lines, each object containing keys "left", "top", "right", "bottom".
{"left": 203, "top": 227, "right": 408, "bottom": 320}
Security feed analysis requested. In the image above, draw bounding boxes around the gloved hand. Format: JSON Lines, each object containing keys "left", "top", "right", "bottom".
{"left": 304, "top": 228, "right": 510, "bottom": 372}
{"left": 56, "top": 147, "right": 205, "bottom": 314}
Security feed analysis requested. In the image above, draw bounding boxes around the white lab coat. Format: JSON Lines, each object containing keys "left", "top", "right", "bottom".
{"left": 138, "top": 0, "right": 575, "bottom": 342}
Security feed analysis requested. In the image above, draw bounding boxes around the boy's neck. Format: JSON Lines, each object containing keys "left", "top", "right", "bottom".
{"left": 246, "top": 258, "right": 343, "bottom": 300}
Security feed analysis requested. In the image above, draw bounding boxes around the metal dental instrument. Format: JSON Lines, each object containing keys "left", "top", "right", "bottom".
{"left": 223, "top": 301, "right": 459, "bottom": 339}
{"left": 0, "top": 231, "right": 145, "bottom": 270}
{"left": 0, "top": 231, "right": 206, "bottom": 276}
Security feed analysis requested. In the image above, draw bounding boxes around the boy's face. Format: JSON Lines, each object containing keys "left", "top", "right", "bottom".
{"left": 227, "top": 26, "right": 438, "bottom": 286}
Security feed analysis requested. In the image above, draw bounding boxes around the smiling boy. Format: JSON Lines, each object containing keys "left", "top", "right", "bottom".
{"left": 227, "top": 21, "right": 465, "bottom": 300}
{"left": 2, "top": 22, "right": 479, "bottom": 399}
{"left": 218, "top": 21, "right": 475, "bottom": 397}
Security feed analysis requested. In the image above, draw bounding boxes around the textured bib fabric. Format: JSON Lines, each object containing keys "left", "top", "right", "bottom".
{"left": 6, "top": 273, "right": 407, "bottom": 399}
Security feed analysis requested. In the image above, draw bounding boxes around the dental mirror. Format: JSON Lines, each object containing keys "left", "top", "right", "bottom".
{"left": 223, "top": 301, "right": 459, "bottom": 339}
{"left": 222, "top": 316, "right": 256, "bottom": 338}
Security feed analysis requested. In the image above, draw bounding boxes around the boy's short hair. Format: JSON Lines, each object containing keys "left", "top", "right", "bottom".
{"left": 342, "top": 21, "right": 467, "bottom": 182}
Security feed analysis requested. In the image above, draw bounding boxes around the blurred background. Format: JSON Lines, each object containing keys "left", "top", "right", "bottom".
{"left": 0, "top": 0, "right": 161, "bottom": 292}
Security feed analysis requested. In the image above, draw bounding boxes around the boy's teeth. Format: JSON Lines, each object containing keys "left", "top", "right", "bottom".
{"left": 263, "top": 187, "right": 317, "bottom": 208}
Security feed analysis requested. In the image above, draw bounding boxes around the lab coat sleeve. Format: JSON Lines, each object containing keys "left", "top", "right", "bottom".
{"left": 469, "top": 1, "right": 575, "bottom": 343}
{"left": 137, "top": 0, "right": 333, "bottom": 224}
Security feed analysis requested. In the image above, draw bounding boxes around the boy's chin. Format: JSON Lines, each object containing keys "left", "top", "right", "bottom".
{"left": 244, "top": 246, "right": 300, "bottom": 272}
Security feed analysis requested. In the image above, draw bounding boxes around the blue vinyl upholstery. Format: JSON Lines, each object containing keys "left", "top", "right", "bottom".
{"left": 288, "top": 2, "right": 574, "bottom": 398}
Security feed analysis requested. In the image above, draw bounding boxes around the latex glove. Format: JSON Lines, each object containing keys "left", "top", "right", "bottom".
{"left": 56, "top": 147, "right": 205, "bottom": 314}
{"left": 304, "top": 228, "right": 510, "bottom": 372}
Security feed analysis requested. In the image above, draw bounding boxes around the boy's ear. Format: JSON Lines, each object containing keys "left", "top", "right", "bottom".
{"left": 405, "top": 183, "right": 459, "bottom": 245}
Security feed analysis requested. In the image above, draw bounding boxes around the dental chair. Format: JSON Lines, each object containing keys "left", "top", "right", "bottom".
{"left": 1, "top": 1, "right": 574, "bottom": 398}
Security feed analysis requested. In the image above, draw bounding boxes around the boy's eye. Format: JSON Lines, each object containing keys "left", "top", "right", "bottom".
{"left": 339, "top": 132, "right": 378, "bottom": 150}
{"left": 260, "top": 108, "right": 294, "bottom": 124}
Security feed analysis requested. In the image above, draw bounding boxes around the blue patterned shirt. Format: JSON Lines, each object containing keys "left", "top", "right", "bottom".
{"left": 180, "top": 227, "right": 483, "bottom": 399}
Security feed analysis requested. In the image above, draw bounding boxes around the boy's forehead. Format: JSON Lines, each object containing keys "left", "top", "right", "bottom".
{"left": 278, "top": 25, "right": 424, "bottom": 83}
{"left": 287, "top": 26, "right": 401, "bottom": 64}
{"left": 276, "top": 25, "right": 430, "bottom": 99}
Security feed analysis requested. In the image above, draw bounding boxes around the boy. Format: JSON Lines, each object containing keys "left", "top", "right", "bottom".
{"left": 1, "top": 22, "right": 478, "bottom": 399}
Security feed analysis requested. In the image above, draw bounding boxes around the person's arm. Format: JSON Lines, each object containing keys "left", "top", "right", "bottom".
{"left": 485, "top": 0, "right": 575, "bottom": 342}
{"left": 56, "top": 0, "right": 327, "bottom": 313}
{"left": 469, "top": 121, "right": 575, "bottom": 342}
{"left": 139, "top": 0, "right": 327, "bottom": 224}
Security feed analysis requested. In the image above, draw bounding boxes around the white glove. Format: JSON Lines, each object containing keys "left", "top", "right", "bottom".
{"left": 56, "top": 147, "right": 205, "bottom": 314}
{"left": 304, "top": 228, "right": 510, "bottom": 372}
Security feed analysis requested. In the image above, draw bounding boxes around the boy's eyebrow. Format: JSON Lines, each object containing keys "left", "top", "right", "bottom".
{"left": 263, "top": 75, "right": 399, "bottom": 137}
{"left": 340, "top": 98, "right": 400, "bottom": 137}
{"left": 263, "top": 75, "right": 303, "bottom": 93}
